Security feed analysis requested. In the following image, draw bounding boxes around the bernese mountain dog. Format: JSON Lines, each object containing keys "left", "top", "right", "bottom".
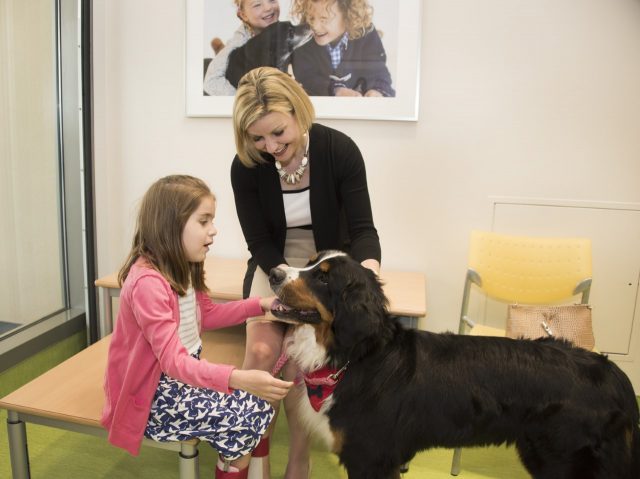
{"left": 267, "top": 250, "right": 640, "bottom": 479}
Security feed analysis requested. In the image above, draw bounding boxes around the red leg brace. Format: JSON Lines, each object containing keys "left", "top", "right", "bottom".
{"left": 215, "top": 465, "right": 249, "bottom": 479}
{"left": 251, "top": 437, "right": 270, "bottom": 458}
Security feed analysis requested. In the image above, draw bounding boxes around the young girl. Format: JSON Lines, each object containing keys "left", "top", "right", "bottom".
{"left": 204, "top": 0, "right": 281, "bottom": 96}
{"left": 291, "top": 0, "right": 395, "bottom": 97}
{"left": 101, "top": 175, "right": 292, "bottom": 479}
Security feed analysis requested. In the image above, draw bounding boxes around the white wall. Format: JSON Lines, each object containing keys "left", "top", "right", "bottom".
{"left": 92, "top": 0, "right": 640, "bottom": 384}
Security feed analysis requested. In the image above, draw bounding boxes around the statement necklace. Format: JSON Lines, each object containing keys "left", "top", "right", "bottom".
{"left": 275, "top": 134, "right": 309, "bottom": 185}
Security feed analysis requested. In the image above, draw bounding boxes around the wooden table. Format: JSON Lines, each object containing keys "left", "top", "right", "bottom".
{"left": 95, "top": 256, "right": 427, "bottom": 335}
{"left": 1, "top": 327, "right": 247, "bottom": 479}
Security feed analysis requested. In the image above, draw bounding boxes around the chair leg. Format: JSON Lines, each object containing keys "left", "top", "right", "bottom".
{"left": 179, "top": 442, "right": 200, "bottom": 479}
{"left": 450, "top": 447, "right": 462, "bottom": 476}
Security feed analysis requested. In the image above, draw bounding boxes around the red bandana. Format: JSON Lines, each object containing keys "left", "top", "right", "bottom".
{"left": 302, "top": 363, "right": 348, "bottom": 412}
{"left": 304, "top": 367, "right": 338, "bottom": 412}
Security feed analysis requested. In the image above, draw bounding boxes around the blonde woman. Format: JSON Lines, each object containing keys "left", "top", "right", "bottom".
{"left": 231, "top": 67, "right": 381, "bottom": 478}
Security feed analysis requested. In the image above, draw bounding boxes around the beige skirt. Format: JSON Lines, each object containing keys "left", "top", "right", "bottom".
{"left": 248, "top": 228, "right": 316, "bottom": 321}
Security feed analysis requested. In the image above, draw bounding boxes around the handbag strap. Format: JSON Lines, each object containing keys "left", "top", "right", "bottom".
{"left": 540, "top": 310, "right": 556, "bottom": 337}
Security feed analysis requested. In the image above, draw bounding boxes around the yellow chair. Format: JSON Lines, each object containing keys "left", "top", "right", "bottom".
{"left": 450, "top": 230, "right": 592, "bottom": 476}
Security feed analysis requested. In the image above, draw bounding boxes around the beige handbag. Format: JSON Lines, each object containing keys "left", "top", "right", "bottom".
{"left": 506, "top": 304, "right": 595, "bottom": 350}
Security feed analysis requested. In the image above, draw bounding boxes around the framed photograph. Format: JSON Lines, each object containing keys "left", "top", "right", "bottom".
{"left": 185, "top": 0, "right": 421, "bottom": 121}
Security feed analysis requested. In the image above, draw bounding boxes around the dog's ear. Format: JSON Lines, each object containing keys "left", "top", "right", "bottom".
{"left": 329, "top": 261, "right": 388, "bottom": 357}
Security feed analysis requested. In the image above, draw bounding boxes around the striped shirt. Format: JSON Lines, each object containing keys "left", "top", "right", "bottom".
{"left": 178, "top": 287, "right": 202, "bottom": 354}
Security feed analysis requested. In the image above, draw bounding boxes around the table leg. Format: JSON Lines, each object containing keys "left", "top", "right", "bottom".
{"left": 7, "top": 411, "right": 30, "bottom": 479}
{"left": 179, "top": 442, "right": 199, "bottom": 479}
{"left": 101, "top": 288, "right": 113, "bottom": 337}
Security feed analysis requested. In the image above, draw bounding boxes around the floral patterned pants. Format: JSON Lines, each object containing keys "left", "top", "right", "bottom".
{"left": 144, "top": 354, "right": 274, "bottom": 461}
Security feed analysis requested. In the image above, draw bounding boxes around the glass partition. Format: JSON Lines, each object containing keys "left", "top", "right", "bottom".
{"left": 0, "top": 0, "right": 66, "bottom": 338}
{"left": 0, "top": 0, "right": 91, "bottom": 361}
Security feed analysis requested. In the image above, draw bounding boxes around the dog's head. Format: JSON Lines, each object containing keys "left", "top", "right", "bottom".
{"left": 226, "top": 21, "right": 312, "bottom": 87}
{"left": 285, "top": 22, "right": 313, "bottom": 51}
{"left": 269, "top": 250, "right": 390, "bottom": 365}
{"left": 269, "top": 21, "right": 312, "bottom": 70}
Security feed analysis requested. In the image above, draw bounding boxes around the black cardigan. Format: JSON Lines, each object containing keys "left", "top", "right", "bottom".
{"left": 231, "top": 123, "right": 381, "bottom": 293}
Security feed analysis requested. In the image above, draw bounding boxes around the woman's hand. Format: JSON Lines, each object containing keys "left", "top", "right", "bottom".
{"left": 364, "top": 89, "right": 383, "bottom": 97}
{"left": 361, "top": 258, "right": 381, "bottom": 276}
{"left": 229, "top": 369, "right": 293, "bottom": 402}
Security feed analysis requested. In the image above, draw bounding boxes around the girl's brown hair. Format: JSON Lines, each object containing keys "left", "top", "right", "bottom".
{"left": 291, "top": 0, "right": 373, "bottom": 40}
{"left": 118, "top": 175, "right": 215, "bottom": 295}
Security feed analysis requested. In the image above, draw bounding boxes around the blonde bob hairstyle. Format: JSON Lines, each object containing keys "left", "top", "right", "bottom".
{"left": 233, "top": 67, "right": 315, "bottom": 168}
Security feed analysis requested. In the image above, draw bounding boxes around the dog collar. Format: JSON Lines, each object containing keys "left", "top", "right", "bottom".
{"left": 303, "top": 362, "right": 349, "bottom": 412}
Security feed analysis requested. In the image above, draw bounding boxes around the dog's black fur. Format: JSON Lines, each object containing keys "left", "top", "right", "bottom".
{"left": 269, "top": 251, "right": 640, "bottom": 479}
{"left": 225, "top": 21, "right": 311, "bottom": 88}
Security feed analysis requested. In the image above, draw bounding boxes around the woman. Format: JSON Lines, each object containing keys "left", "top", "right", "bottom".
{"left": 231, "top": 66, "right": 381, "bottom": 479}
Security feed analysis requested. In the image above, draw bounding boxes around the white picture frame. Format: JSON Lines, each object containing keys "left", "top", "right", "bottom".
{"left": 185, "top": 0, "right": 421, "bottom": 121}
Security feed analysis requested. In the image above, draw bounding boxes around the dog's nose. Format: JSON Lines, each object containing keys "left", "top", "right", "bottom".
{"left": 269, "top": 267, "right": 287, "bottom": 286}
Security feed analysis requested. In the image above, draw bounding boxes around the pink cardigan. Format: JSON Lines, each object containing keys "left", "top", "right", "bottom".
{"left": 100, "top": 259, "right": 263, "bottom": 455}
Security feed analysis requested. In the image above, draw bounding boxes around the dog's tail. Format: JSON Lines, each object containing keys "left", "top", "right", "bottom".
{"left": 616, "top": 366, "right": 640, "bottom": 479}
{"left": 606, "top": 361, "right": 640, "bottom": 478}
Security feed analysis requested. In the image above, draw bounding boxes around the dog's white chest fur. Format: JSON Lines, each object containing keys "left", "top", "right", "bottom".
{"left": 285, "top": 325, "right": 335, "bottom": 450}
{"left": 284, "top": 324, "right": 329, "bottom": 373}
{"left": 295, "top": 388, "right": 336, "bottom": 451}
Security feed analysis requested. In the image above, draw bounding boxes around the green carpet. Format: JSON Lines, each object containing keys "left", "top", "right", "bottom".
{"left": 0, "top": 333, "right": 631, "bottom": 478}
{"left": 0, "top": 332, "right": 528, "bottom": 478}
{"left": 0, "top": 405, "right": 530, "bottom": 478}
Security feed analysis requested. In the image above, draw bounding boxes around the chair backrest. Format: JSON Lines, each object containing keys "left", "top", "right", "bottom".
{"left": 468, "top": 230, "right": 592, "bottom": 304}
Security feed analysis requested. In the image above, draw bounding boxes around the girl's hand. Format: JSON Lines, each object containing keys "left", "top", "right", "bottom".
{"left": 229, "top": 369, "right": 293, "bottom": 402}
{"left": 364, "top": 89, "right": 383, "bottom": 97}
{"left": 259, "top": 296, "right": 278, "bottom": 312}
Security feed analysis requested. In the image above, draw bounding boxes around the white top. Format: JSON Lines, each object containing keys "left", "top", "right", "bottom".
{"left": 178, "top": 287, "right": 202, "bottom": 355}
{"left": 283, "top": 187, "right": 312, "bottom": 228}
